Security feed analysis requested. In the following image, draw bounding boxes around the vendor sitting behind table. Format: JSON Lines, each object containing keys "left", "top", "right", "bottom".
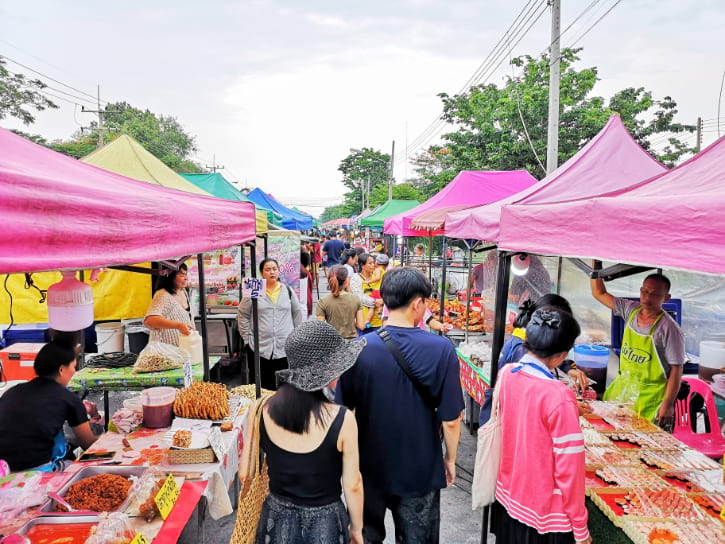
{"left": 0, "top": 333, "right": 97, "bottom": 471}
{"left": 144, "top": 263, "right": 194, "bottom": 346}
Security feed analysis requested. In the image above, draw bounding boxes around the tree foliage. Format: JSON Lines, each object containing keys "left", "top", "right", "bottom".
{"left": 0, "top": 57, "right": 58, "bottom": 124}
{"left": 368, "top": 182, "right": 422, "bottom": 208}
{"left": 337, "top": 148, "right": 391, "bottom": 215}
{"left": 318, "top": 204, "right": 347, "bottom": 224}
{"left": 410, "top": 48, "right": 695, "bottom": 189}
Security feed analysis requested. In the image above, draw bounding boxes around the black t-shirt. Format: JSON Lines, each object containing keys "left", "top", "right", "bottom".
{"left": 336, "top": 327, "right": 464, "bottom": 496}
{"left": 0, "top": 377, "right": 88, "bottom": 471}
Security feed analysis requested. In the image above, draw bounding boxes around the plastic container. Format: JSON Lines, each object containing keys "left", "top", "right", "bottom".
{"left": 698, "top": 340, "right": 725, "bottom": 382}
{"left": 179, "top": 330, "right": 203, "bottom": 365}
{"left": 141, "top": 387, "right": 177, "bottom": 428}
{"left": 46, "top": 271, "right": 94, "bottom": 332}
{"left": 95, "top": 322, "right": 124, "bottom": 354}
{"left": 572, "top": 344, "right": 609, "bottom": 395}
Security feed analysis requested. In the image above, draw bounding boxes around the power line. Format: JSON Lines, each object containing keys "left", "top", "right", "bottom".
{"left": 0, "top": 53, "right": 107, "bottom": 106}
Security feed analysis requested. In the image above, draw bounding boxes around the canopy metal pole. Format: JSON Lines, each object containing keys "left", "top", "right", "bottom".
{"left": 428, "top": 233, "right": 433, "bottom": 282}
{"left": 480, "top": 250, "right": 512, "bottom": 544}
{"left": 439, "top": 236, "right": 448, "bottom": 336}
{"left": 196, "top": 254, "right": 210, "bottom": 381}
{"left": 250, "top": 244, "right": 262, "bottom": 399}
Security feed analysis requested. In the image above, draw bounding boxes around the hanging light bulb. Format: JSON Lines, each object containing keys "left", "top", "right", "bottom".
{"left": 47, "top": 271, "right": 94, "bottom": 331}
{"left": 511, "top": 254, "right": 531, "bottom": 276}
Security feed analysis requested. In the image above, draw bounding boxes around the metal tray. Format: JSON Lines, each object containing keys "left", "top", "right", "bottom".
{"left": 40, "top": 465, "right": 147, "bottom": 513}
{"left": 16, "top": 514, "right": 101, "bottom": 534}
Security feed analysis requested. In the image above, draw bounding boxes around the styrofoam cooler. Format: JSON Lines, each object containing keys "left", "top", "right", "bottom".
{"left": 95, "top": 322, "right": 124, "bottom": 354}
{"left": 572, "top": 344, "right": 609, "bottom": 395}
{"left": 698, "top": 340, "right": 725, "bottom": 382}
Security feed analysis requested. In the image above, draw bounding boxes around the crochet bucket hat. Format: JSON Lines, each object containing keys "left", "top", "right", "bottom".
{"left": 276, "top": 320, "right": 365, "bottom": 391}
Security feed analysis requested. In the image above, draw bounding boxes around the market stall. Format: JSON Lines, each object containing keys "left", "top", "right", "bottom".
{"left": 246, "top": 188, "right": 314, "bottom": 231}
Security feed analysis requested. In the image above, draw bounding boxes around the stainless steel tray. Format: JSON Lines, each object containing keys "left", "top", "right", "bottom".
{"left": 17, "top": 514, "right": 101, "bottom": 534}
{"left": 40, "top": 465, "right": 147, "bottom": 513}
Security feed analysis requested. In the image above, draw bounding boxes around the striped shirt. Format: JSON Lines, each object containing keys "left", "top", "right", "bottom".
{"left": 495, "top": 355, "right": 589, "bottom": 542}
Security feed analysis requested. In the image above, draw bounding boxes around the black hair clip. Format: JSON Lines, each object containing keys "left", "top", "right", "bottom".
{"left": 518, "top": 298, "right": 536, "bottom": 316}
{"left": 531, "top": 310, "right": 560, "bottom": 328}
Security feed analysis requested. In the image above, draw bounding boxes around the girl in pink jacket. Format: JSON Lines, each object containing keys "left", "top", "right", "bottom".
{"left": 492, "top": 307, "right": 591, "bottom": 544}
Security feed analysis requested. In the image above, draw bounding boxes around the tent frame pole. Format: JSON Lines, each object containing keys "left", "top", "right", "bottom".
{"left": 249, "top": 244, "right": 262, "bottom": 399}
{"left": 196, "top": 253, "right": 210, "bottom": 382}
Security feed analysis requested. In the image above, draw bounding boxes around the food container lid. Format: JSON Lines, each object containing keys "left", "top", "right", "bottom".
{"left": 141, "top": 386, "right": 177, "bottom": 405}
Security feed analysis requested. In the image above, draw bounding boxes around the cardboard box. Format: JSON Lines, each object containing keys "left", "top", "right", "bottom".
{"left": 0, "top": 343, "right": 44, "bottom": 381}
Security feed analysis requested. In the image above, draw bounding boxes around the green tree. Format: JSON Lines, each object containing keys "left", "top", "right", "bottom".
{"left": 338, "top": 148, "right": 391, "bottom": 215}
{"left": 0, "top": 57, "right": 58, "bottom": 124}
{"left": 410, "top": 48, "right": 694, "bottom": 188}
{"left": 368, "top": 182, "right": 422, "bottom": 208}
{"left": 319, "top": 205, "right": 346, "bottom": 223}
{"left": 47, "top": 101, "right": 203, "bottom": 172}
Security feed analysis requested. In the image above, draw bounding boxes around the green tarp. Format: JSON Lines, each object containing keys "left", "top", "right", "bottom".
{"left": 359, "top": 199, "right": 420, "bottom": 228}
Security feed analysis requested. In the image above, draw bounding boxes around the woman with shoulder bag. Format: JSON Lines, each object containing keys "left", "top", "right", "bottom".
{"left": 492, "top": 307, "right": 591, "bottom": 544}
{"left": 236, "top": 320, "right": 365, "bottom": 543}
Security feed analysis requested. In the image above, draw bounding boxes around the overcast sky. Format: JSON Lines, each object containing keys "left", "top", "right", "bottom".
{"left": 1, "top": 0, "right": 723, "bottom": 215}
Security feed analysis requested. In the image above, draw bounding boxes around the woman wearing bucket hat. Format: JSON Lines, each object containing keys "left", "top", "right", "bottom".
{"left": 239, "top": 320, "right": 365, "bottom": 543}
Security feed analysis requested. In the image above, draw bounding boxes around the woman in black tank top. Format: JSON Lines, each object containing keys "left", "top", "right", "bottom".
{"left": 236, "top": 320, "right": 365, "bottom": 544}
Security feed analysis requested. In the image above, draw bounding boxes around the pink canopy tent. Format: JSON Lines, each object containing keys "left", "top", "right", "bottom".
{"left": 498, "top": 135, "right": 725, "bottom": 275}
{"left": 0, "top": 128, "right": 257, "bottom": 274}
{"left": 322, "top": 217, "right": 352, "bottom": 227}
{"left": 383, "top": 170, "right": 537, "bottom": 236}
{"left": 444, "top": 115, "right": 667, "bottom": 242}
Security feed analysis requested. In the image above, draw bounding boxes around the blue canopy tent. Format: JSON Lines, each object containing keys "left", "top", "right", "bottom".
{"left": 247, "top": 188, "right": 314, "bottom": 230}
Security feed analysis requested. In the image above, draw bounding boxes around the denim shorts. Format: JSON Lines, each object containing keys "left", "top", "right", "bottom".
{"left": 255, "top": 493, "right": 350, "bottom": 544}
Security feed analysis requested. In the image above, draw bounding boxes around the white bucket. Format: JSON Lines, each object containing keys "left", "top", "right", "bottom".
{"left": 95, "top": 322, "right": 125, "bottom": 354}
{"left": 699, "top": 340, "right": 725, "bottom": 369}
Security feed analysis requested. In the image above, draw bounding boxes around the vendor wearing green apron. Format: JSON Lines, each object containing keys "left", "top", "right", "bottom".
{"left": 591, "top": 269, "right": 685, "bottom": 424}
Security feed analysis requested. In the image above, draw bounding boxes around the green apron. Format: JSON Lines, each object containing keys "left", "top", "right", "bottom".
{"left": 603, "top": 308, "right": 667, "bottom": 421}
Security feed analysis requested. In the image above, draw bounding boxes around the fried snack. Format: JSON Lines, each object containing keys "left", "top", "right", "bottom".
{"left": 173, "top": 430, "right": 192, "bottom": 448}
{"left": 230, "top": 384, "right": 274, "bottom": 400}
{"left": 59, "top": 474, "right": 132, "bottom": 512}
{"left": 173, "top": 381, "right": 230, "bottom": 420}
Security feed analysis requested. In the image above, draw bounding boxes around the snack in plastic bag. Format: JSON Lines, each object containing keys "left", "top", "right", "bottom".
{"left": 132, "top": 342, "right": 188, "bottom": 373}
{"left": 84, "top": 512, "right": 136, "bottom": 544}
{"left": 123, "top": 467, "right": 166, "bottom": 522}
{"left": 0, "top": 472, "right": 45, "bottom": 525}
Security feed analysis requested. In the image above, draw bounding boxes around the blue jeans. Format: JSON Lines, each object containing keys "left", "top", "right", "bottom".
{"left": 255, "top": 493, "right": 350, "bottom": 543}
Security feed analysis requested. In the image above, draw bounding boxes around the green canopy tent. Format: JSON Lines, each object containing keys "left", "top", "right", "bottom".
{"left": 359, "top": 199, "right": 420, "bottom": 228}
{"left": 179, "top": 172, "right": 281, "bottom": 230}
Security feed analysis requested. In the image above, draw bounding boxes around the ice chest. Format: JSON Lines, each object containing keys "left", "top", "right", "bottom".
{"left": 0, "top": 343, "right": 43, "bottom": 381}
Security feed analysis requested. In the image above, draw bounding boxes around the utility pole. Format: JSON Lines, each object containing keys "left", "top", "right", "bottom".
{"left": 388, "top": 140, "right": 395, "bottom": 200}
{"left": 546, "top": 0, "right": 561, "bottom": 174}
{"left": 695, "top": 117, "right": 702, "bottom": 152}
{"left": 81, "top": 86, "right": 119, "bottom": 149}
{"left": 205, "top": 154, "right": 225, "bottom": 173}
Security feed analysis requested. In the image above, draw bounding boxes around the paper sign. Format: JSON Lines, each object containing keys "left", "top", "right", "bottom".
{"left": 183, "top": 360, "right": 193, "bottom": 388}
{"left": 242, "top": 277, "right": 266, "bottom": 299}
{"left": 208, "top": 426, "right": 225, "bottom": 462}
{"left": 130, "top": 533, "right": 150, "bottom": 544}
{"left": 154, "top": 474, "right": 181, "bottom": 520}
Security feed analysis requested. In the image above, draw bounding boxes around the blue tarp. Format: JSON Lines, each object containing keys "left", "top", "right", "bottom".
{"left": 246, "top": 188, "right": 314, "bottom": 230}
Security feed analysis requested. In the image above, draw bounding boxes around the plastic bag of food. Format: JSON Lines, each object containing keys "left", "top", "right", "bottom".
{"left": 123, "top": 467, "right": 167, "bottom": 522}
{"left": 0, "top": 472, "right": 45, "bottom": 525}
{"left": 84, "top": 512, "right": 137, "bottom": 544}
{"left": 132, "top": 341, "right": 188, "bottom": 373}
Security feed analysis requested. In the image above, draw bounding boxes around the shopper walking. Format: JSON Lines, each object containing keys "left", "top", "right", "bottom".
{"left": 337, "top": 267, "right": 463, "bottom": 544}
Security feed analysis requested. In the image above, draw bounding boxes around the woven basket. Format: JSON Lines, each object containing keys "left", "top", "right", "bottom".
{"left": 168, "top": 447, "right": 215, "bottom": 464}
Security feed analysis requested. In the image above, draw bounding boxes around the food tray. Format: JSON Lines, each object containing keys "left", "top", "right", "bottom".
{"left": 168, "top": 446, "right": 215, "bottom": 464}
{"left": 619, "top": 487, "right": 708, "bottom": 521}
{"left": 585, "top": 445, "right": 640, "bottom": 469}
{"left": 40, "top": 465, "right": 147, "bottom": 513}
{"left": 660, "top": 469, "right": 725, "bottom": 494}
{"left": 688, "top": 491, "right": 725, "bottom": 519}
{"left": 603, "top": 430, "right": 685, "bottom": 450}
{"left": 16, "top": 515, "right": 101, "bottom": 540}
{"left": 638, "top": 449, "right": 721, "bottom": 471}
{"left": 621, "top": 517, "right": 724, "bottom": 544}
{"left": 595, "top": 466, "right": 669, "bottom": 489}
{"left": 589, "top": 487, "right": 631, "bottom": 527}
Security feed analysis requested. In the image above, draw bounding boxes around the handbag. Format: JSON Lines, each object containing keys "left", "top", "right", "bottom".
{"left": 471, "top": 369, "right": 506, "bottom": 509}
{"left": 230, "top": 395, "right": 272, "bottom": 544}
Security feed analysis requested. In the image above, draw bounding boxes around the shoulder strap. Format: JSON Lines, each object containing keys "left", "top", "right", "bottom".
{"left": 377, "top": 329, "right": 437, "bottom": 411}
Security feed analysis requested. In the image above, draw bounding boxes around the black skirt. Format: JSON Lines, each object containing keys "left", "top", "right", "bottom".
{"left": 491, "top": 501, "right": 575, "bottom": 544}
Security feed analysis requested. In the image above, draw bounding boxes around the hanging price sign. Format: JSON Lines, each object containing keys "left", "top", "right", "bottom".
{"left": 242, "top": 277, "right": 266, "bottom": 299}
{"left": 154, "top": 474, "right": 181, "bottom": 520}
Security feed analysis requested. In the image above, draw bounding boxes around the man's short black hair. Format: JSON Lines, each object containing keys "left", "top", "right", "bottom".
{"left": 381, "top": 267, "right": 432, "bottom": 310}
{"left": 644, "top": 273, "right": 671, "bottom": 293}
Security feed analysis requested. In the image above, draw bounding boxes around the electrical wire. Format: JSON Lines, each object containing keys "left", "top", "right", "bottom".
{"left": 84, "top": 352, "right": 137, "bottom": 368}
{"left": 0, "top": 53, "right": 106, "bottom": 105}
{"left": 0, "top": 275, "right": 14, "bottom": 348}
